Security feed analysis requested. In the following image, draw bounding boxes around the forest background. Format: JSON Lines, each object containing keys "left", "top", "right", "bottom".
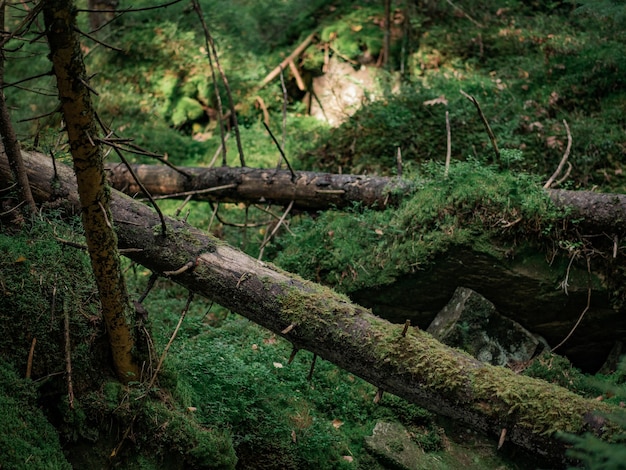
{"left": 1, "top": 0, "right": 626, "bottom": 469}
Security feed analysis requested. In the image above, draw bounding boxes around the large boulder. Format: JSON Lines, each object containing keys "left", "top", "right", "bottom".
{"left": 427, "top": 287, "right": 543, "bottom": 366}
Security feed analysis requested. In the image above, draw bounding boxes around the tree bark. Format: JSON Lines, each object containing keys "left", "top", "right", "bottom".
{"left": 105, "top": 162, "right": 412, "bottom": 211}
{"left": 44, "top": 0, "right": 139, "bottom": 383}
{"left": 1, "top": 148, "right": 623, "bottom": 468}
{"left": 105, "top": 162, "right": 626, "bottom": 233}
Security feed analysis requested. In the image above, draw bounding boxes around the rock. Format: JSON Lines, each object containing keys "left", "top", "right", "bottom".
{"left": 364, "top": 421, "right": 424, "bottom": 470}
{"left": 426, "top": 287, "right": 542, "bottom": 366}
{"left": 310, "top": 57, "right": 378, "bottom": 127}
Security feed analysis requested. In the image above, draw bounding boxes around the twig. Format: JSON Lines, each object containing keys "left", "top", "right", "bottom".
{"left": 73, "top": 26, "right": 122, "bottom": 52}
{"left": 208, "top": 204, "right": 268, "bottom": 228}
{"left": 55, "top": 237, "right": 87, "bottom": 250}
{"left": 49, "top": 149, "right": 58, "bottom": 181}
{"left": 374, "top": 388, "right": 384, "bottom": 403}
{"left": 258, "top": 200, "right": 294, "bottom": 260}
{"left": 445, "top": 110, "right": 451, "bottom": 177}
{"left": 288, "top": 346, "right": 299, "bottom": 364}
{"left": 192, "top": 0, "right": 227, "bottom": 166}
{"left": 260, "top": 32, "right": 316, "bottom": 88}
{"left": 207, "top": 202, "right": 219, "bottom": 232}
{"left": 26, "top": 337, "right": 36, "bottom": 379}
{"left": 95, "top": 114, "right": 168, "bottom": 236}
{"left": 255, "top": 96, "right": 270, "bottom": 129}
{"left": 281, "top": 323, "right": 296, "bottom": 334}
{"left": 207, "top": 133, "right": 230, "bottom": 169}
{"left": 401, "top": 319, "right": 410, "bottom": 337}
{"left": 192, "top": 0, "right": 245, "bottom": 167}
{"left": 396, "top": 147, "right": 403, "bottom": 177}
{"left": 0, "top": 199, "right": 25, "bottom": 216}
{"left": 104, "top": 140, "right": 191, "bottom": 177}
{"left": 174, "top": 194, "right": 193, "bottom": 217}
{"left": 18, "top": 106, "right": 60, "bottom": 123}
{"left": 141, "top": 291, "right": 194, "bottom": 396}
{"left": 1, "top": 70, "right": 51, "bottom": 89}
{"left": 287, "top": 59, "right": 306, "bottom": 91}
{"left": 444, "top": 0, "right": 483, "bottom": 28}
{"left": 262, "top": 121, "right": 297, "bottom": 182}
{"left": 0, "top": 0, "right": 44, "bottom": 48}
{"left": 148, "top": 183, "right": 237, "bottom": 200}
{"left": 552, "top": 287, "right": 591, "bottom": 352}
{"left": 137, "top": 272, "right": 159, "bottom": 304}
{"left": 253, "top": 205, "right": 295, "bottom": 235}
{"left": 63, "top": 300, "right": 74, "bottom": 409}
{"left": 77, "top": 0, "right": 185, "bottom": 14}
{"left": 553, "top": 162, "right": 572, "bottom": 188}
{"left": 279, "top": 66, "right": 288, "bottom": 168}
{"left": 460, "top": 90, "right": 500, "bottom": 165}
{"left": 544, "top": 119, "right": 572, "bottom": 189}
{"left": 163, "top": 260, "right": 194, "bottom": 276}
{"left": 307, "top": 353, "right": 317, "bottom": 381}
{"left": 498, "top": 428, "right": 507, "bottom": 449}
{"left": 552, "top": 256, "right": 592, "bottom": 352}
{"left": 0, "top": 182, "right": 17, "bottom": 193}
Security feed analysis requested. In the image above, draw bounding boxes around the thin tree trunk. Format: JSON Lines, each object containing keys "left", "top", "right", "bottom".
{"left": 1, "top": 148, "right": 622, "bottom": 468}
{"left": 0, "top": 3, "right": 36, "bottom": 214}
{"left": 43, "top": 0, "right": 139, "bottom": 383}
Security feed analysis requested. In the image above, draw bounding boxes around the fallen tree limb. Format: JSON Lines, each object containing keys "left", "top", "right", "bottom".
{"left": 2, "top": 149, "right": 624, "bottom": 467}
{"left": 259, "top": 31, "right": 316, "bottom": 89}
{"left": 105, "top": 162, "right": 411, "bottom": 211}
{"left": 105, "top": 162, "right": 626, "bottom": 233}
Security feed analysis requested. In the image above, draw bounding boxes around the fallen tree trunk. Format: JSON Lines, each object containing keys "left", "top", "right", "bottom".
{"left": 105, "top": 162, "right": 626, "bottom": 233}
{"left": 105, "top": 162, "right": 411, "bottom": 211}
{"left": 2, "top": 149, "right": 623, "bottom": 467}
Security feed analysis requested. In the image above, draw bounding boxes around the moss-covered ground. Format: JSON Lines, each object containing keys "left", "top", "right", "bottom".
{"left": 2, "top": 0, "right": 626, "bottom": 467}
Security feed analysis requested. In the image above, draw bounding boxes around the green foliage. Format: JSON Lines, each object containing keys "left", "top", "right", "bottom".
{"left": 274, "top": 161, "right": 564, "bottom": 292}
{"left": 562, "top": 430, "right": 626, "bottom": 470}
{"left": 160, "top": 311, "right": 371, "bottom": 468}
{"left": 320, "top": 5, "right": 384, "bottom": 59}
{"left": 0, "top": 359, "right": 71, "bottom": 469}
{"left": 558, "top": 358, "right": 626, "bottom": 469}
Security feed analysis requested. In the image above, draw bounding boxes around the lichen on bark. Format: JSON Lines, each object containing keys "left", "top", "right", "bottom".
{"left": 43, "top": 0, "right": 139, "bottom": 382}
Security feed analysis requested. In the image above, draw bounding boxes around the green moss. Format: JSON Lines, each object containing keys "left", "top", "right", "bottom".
{"left": 0, "top": 215, "right": 106, "bottom": 384}
{"left": 274, "top": 161, "right": 566, "bottom": 293}
{"left": 0, "top": 359, "right": 71, "bottom": 469}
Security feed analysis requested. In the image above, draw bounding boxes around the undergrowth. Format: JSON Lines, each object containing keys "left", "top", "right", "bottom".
{"left": 132, "top": 275, "right": 443, "bottom": 469}
{"left": 272, "top": 160, "right": 565, "bottom": 292}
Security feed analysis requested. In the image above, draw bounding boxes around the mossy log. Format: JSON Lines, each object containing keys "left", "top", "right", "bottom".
{"left": 2, "top": 149, "right": 624, "bottom": 467}
{"left": 104, "top": 162, "right": 412, "bottom": 210}
{"left": 105, "top": 163, "right": 626, "bottom": 233}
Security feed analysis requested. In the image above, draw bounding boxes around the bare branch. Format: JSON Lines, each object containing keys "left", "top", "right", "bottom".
{"left": 262, "top": 121, "right": 297, "bottom": 182}
{"left": 460, "top": 90, "right": 500, "bottom": 165}
{"left": 544, "top": 119, "right": 572, "bottom": 189}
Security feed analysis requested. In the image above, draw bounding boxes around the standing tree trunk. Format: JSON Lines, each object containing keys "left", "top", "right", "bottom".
{"left": 0, "top": 3, "right": 36, "bottom": 214}
{"left": 43, "top": 0, "right": 139, "bottom": 383}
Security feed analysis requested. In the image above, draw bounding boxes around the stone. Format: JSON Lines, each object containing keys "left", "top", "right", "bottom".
{"left": 310, "top": 57, "right": 379, "bottom": 127}
{"left": 364, "top": 421, "right": 424, "bottom": 470}
{"left": 426, "top": 287, "right": 542, "bottom": 366}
